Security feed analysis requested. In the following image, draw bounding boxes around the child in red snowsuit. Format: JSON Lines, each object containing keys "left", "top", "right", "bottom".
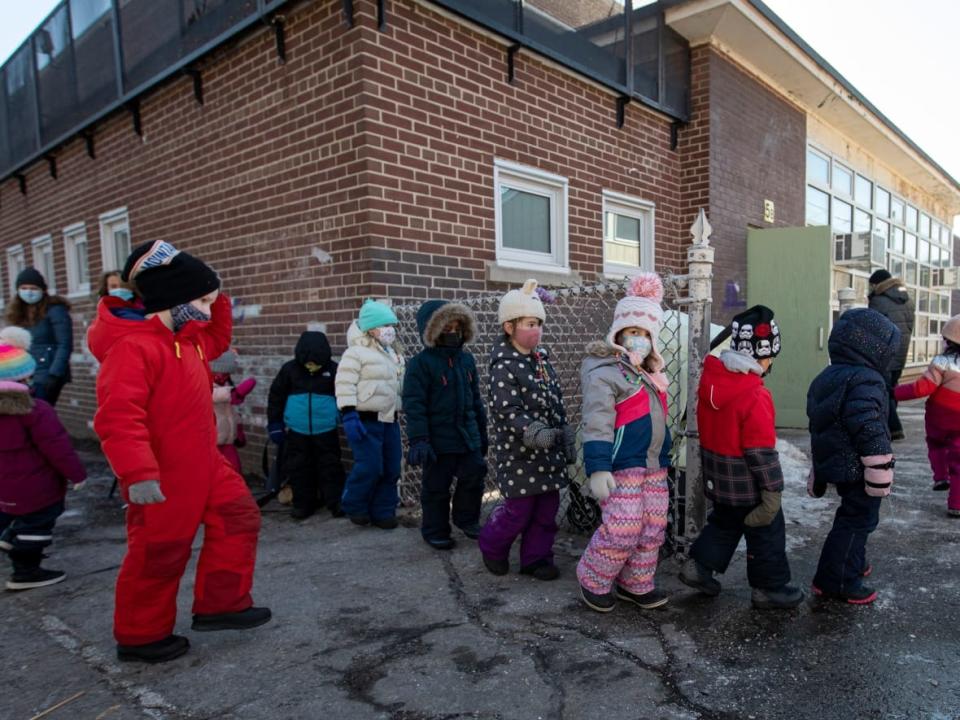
{"left": 88, "top": 240, "right": 270, "bottom": 664}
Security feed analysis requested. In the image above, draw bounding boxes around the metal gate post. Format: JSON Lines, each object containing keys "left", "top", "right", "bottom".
{"left": 682, "top": 209, "right": 714, "bottom": 544}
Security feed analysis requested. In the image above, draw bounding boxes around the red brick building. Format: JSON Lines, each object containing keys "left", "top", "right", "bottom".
{"left": 1, "top": 0, "right": 957, "bottom": 445}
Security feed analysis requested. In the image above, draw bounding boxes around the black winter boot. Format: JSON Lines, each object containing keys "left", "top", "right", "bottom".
{"left": 615, "top": 586, "right": 669, "bottom": 609}
{"left": 457, "top": 522, "right": 482, "bottom": 540}
{"left": 117, "top": 634, "right": 190, "bottom": 663}
{"left": 6, "top": 567, "right": 66, "bottom": 591}
{"left": 679, "top": 558, "right": 721, "bottom": 597}
{"left": 520, "top": 560, "right": 559, "bottom": 581}
{"left": 579, "top": 585, "right": 616, "bottom": 613}
{"left": 192, "top": 606, "right": 273, "bottom": 631}
{"left": 811, "top": 583, "right": 877, "bottom": 605}
{"left": 482, "top": 554, "right": 509, "bottom": 576}
{"left": 751, "top": 585, "right": 804, "bottom": 609}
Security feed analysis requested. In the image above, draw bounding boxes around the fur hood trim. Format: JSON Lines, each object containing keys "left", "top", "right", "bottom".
{"left": 422, "top": 302, "right": 477, "bottom": 348}
{"left": 0, "top": 386, "right": 34, "bottom": 415}
{"left": 873, "top": 277, "right": 905, "bottom": 295}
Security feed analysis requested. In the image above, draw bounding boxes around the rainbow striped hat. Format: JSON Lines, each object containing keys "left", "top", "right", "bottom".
{"left": 0, "top": 326, "right": 36, "bottom": 381}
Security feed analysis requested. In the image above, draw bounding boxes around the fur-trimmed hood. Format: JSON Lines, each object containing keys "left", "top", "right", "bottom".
{"left": 0, "top": 385, "right": 33, "bottom": 415}
{"left": 416, "top": 301, "right": 477, "bottom": 348}
{"left": 872, "top": 277, "right": 906, "bottom": 297}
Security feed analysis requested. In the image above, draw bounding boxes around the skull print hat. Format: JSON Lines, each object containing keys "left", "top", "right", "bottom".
{"left": 729, "top": 305, "right": 781, "bottom": 361}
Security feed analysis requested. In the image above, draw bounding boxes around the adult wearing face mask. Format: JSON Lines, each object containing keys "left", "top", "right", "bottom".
{"left": 335, "top": 299, "right": 406, "bottom": 528}
{"left": 87, "top": 240, "right": 270, "bottom": 664}
{"left": 97, "top": 270, "right": 141, "bottom": 306}
{"left": 6, "top": 267, "right": 73, "bottom": 406}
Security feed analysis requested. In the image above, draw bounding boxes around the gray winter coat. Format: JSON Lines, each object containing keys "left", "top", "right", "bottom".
{"left": 868, "top": 277, "right": 914, "bottom": 375}
{"left": 488, "top": 339, "right": 569, "bottom": 498}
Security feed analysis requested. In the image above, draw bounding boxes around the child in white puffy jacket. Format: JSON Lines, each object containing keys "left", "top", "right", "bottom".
{"left": 335, "top": 299, "right": 405, "bottom": 528}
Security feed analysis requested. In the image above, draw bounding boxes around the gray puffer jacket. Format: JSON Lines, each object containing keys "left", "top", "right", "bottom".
{"left": 868, "top": 277, "right": 914, "bottom": 375}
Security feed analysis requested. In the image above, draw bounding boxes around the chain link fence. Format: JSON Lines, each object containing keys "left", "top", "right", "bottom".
{"left": 393, "top": 274, "right": 704, "bottom": 553}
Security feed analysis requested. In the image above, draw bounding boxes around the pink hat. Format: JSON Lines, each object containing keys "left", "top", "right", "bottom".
{"left": 606, "top": 273, "right": 665, "bottom": 371}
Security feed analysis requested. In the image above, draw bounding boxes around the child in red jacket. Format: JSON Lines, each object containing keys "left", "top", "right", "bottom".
{"left": 88, "top": 240, "right": 270, "bottom": 664}
{"left": 0, "top": 326, "right": 86, "bottom": 590}
{"left": 680, "top": 305, "right": 803, "bottom": 610}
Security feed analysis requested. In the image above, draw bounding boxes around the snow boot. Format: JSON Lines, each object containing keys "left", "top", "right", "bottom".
{"left": 811, "top": 583, "right": 877, "bottom": 605}
{"left": 192, "top": 606, "right": 272, "bottom": 632}
{"left": 615, "top": 586, "right": 669, "bottom": 609}
{"left": 751, "top": 585, "right": 804, "bottom": 609}
{"left": 679, "top": 558, "right": 721, "bottom": 597}
{"left": 6, "top": 567, "right": 66, "bottom": 591}
{"left": 519, "top": 560, "right": 559, "bottom": 581}
{"left": 457, "top": 522, "right": 482, "bottom": 540}
{"left": 580, "top": 585, "right": 616, "bottom": 613}
{"left": 482, "top": 554, "right": 509, "bottom": 576}
{"left": 117, "top": 634, "right": 189, "bottom": 664}
{"left": 425, "top": 537, "right": 455, "bottom": 550}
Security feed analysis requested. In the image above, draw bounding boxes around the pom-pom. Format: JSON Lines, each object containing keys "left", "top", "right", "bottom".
{"left": 0, "top": 326, "right": 32, "bottom": 351}
{"left": 521, "top": 279, "right": 539, "bottom": 296}
{"left": 626, "top": 272, "right": 663, "bottom": 302}
{"left": 534, "top": 286, "right": 556, "bottom": 305}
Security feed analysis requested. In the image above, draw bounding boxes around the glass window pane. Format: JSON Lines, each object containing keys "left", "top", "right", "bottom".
{"left": 855, "top": 175, "right": 872, "bottom": 208}
{"left": 832, "top": 198, "right": 852, "bottom": 233}
{"left": 807, "top": 149, "right": 829, "bottom": 185}
{"left": 604, "top": 212, "right": 641, "bottom": 266}
{"left": 113, "top": 226, "right": 131, "bottom": 266}
{"left": 920, "top": 213, "right": 931, "bottom": 238}
{"left": 890, "top": 197, "right": 905, "bottom": 223}
{"left": 875, "top": 218, "right": 890, "bottom": 248}
{"left": 806, "top": 185, "right": 830, "bottom": 226}
{"left": 875, "top": 187, "right": 890, "bottom": 217}
{"left": 905, "top": 260, "right": 917, "bottom": 285}
{"left": 76, "top": 237, "right": 89, "bottom": 285}
{"left": 832, "top": 163, "right": 852, "bottom": 196}
{"left": 919, "top": 240, "right": 930, "bottom": 263}
{"left": 854, "top": 209, "right": 871, "bottom": 233}
{"left": 920, "top": 264, "right": 930, "bottom": 287}
{"left": 906, "top": 205, "right": 918, "bottom": 231}
{"left": 501, "top": 187, "right": 551, "bottom": 253}
{"left": 614, "top": 214, "right": 640, "bottom": 243}
{"left": 890, "top": 256, "right": 904, "bottom": 278}
{"left": 906, "top": 233, "right": 918, "bottom": 258}
{"left": 892, "top": 227, "right": 905, "bottom": 253}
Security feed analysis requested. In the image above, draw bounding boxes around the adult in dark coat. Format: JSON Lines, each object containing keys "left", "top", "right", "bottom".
{"left": 868, "top": 269, "right": 915, "bottom": 440}
{"left": 5, "top": 268, "right": 73, "bottom": 406}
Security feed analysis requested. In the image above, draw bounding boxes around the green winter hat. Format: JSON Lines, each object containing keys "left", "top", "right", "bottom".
{"left": 357, "top": 299, "right": 398, "bottom": 331}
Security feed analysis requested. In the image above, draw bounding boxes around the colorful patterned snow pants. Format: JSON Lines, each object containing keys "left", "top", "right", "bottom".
{"left": 577, "top": 467, "right": 669, "bottom": 595}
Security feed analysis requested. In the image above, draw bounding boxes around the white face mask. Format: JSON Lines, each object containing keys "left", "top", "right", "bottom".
{"left": 622, "top": 335, "right": 652, "bottom": 359}
{"left": 376, "top": 326, "right": 397, "bottom": 346}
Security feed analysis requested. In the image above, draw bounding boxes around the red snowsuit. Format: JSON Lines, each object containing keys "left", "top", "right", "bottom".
{"left": 88, "top": 294, "right": 261, "bottom": 646}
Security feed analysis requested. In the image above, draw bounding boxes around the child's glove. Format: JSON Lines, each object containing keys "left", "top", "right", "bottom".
{"left": 807, "top": 468, "right": 826, "bottom": 498}
{"left": 128, "top": 480, "right": 166, "bottom": 505}
{"left": 342, "top": 410, "right": 368, "bottom": 445}
{"left": 744, "top": 490, "right": 781, "bottom": 527}
{"left": 407, "top": 439, "right": 436, "bottom": 467}
{"left": 862, "top": 455, "right": 895, "bottom": 497}
{"left": 232, "top": 377, "right": 257, "bottom": 404}
{"left": 267, "top": 421, "right": 286, "bottom": 446}
{"left": 562, "top": 425, "right": 578, "bottom": 465}
{"left": 588, "top": 471, "right": 616, "bottom": 501}
{"left": 522, "top": 421, "right": 561, "bottom": 450}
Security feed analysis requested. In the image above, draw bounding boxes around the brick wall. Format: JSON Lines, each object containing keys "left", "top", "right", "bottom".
{"left": 0, "top": 0, "right": 688, "bottom": 467}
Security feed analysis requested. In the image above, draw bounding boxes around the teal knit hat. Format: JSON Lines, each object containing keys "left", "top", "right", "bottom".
{"left": 357, "top": 299, "right": 398, "bottom": 332}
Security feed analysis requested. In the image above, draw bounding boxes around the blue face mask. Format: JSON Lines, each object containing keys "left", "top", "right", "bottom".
{"left": 109, "top": 288, "right": 135, "bottom": 302}
{"left": 18, "top": 288, "right": 43, "bottom": 305}
{"left": 622, "top": 334, "right": 652, "bottom": 359}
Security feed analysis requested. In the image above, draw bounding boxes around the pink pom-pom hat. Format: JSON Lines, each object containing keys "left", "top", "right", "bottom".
{"left": 605, "top": 272, "right": 666, "bottom": 370}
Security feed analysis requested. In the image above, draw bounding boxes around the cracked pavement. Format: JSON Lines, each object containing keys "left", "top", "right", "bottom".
{"left": 2, "top": 403, "right": 958, "bottom": 720}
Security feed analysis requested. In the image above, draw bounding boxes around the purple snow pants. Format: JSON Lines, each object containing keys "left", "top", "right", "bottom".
{"left": 478, "top": 491, "right": 560, "bottom": 568}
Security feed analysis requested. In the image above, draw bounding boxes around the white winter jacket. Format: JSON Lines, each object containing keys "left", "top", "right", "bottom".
{"left": 335, "top": 322, "right": 405, "bottom": 422}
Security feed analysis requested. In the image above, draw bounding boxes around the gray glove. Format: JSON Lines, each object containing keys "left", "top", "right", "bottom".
{"left": 744, "top": 490, "right": 781, "bottom": 527}
{"left": 522, "top": 421, "right": 562, "bottom": 450}
{"left": 128, "top": 480, "right": 166, "bottom": 505}
{"left": 562, "top": 425, "right": 578, "bottom": 465}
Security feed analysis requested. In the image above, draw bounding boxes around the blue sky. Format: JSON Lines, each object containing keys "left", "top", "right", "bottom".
{"left": 1, "top": 1, "right": 957, "bottom": 231}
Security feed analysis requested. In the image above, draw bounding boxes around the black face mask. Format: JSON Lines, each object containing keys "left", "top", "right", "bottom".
{"left": 437, "top": 331, "right": 464, "bottom": 348}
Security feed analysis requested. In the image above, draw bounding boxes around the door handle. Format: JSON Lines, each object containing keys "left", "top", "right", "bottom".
{"left": 818, "top": 327, "right": 824, "bottom": 350}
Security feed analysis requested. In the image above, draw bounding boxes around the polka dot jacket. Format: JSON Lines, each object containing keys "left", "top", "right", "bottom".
{"left": 488, "top": 339, "right": 570, "bottom": 498}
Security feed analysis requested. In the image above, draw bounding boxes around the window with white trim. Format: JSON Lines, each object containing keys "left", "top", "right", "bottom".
{"left": 6, "top": 245, "right": 26, "bottom": 299}
{"left": 63, "top": 222, "right": 91, "bottom": 297}
{"left": 99, "top": 208, "right": 131, "bottom": 273}
{"left": 31, "top": 235, "right": 56, "bottom": 294}
{"left": 494, "top": 160, "right": 568, "bottom": 273}
{"left": 602, "top": 191, "right": 655, "bottom": 276}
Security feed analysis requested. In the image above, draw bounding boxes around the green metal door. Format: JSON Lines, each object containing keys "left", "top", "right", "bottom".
{"left": 747, "top": 226, "right": 832, "bottom": 428}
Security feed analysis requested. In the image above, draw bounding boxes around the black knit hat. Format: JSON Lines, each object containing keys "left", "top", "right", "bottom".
{"left": 869, "top": 269, "right": 892, "bottom": 286}
{"left": 730, "top": 304, "right": 781, "bottom": 360}
{"left": 15, "top": 267, "right": 47, "bottom": 291}
{"left": 122, "top": 240, "right": 220, "bottom": 313}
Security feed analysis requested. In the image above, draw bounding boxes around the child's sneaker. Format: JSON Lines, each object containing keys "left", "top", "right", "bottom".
{"left": 933, "top": 479, "right": 950, "bottom": 491}
{"left": 6, "top": 568, "right": 66, "bottom": 591}
{"left": 947, "top": 508, "right": 960, "bottom": 518}
{"left": 679, "top": 558, "right": 721, "bottom": 597}
{"left": 615, "top": 585, "right": 669, "bottom": 609}
{"left": 751, "top": 585, "right": 804, "bottom": 609}
{"left": 811, "top": 583, "right": 877, "bottom": 605}
{"left": 117, "top": 634, "right": 190, "bottom": 664}
{"left": 580, "top": 585, "right": 616, "bottom": 613}
{"left": 520, "top": 560, "right": 559, "bottom": 581}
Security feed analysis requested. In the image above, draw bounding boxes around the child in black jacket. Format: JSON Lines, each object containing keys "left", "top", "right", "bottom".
{"left": 267, "top": 331, "right": 345, "bottom": 520}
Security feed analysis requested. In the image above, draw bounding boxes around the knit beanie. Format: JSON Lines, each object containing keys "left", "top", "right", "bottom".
{"left": 606, "top": 273, "right": 665, "bottom": 371}
{"left": 209, "top": 349, "right": 239, "bottom": 374}
{"left": 15, "top": 267, "right": 47, "bottom": 290}
{"left": 730, "top": 305, "right": 781, "bottom": 360}
{"left": 121, "top": 240, "right": 220, "bottom": 314}
{"left": 498, "top": 279, "right": 546, "bottom": 324}
{"left": 357, "top": 299, "right": 398, "bottom": 332}
{"left": 0, "top": 326, "right": 37, "bottom": 381}
{"left": 869, "top": 269, "right": 892, "bottom": 286}
{"left": 942, "top": 314, "right": 960, "bottom": 345}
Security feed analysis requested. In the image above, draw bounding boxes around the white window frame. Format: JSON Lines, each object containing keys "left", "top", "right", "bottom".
{"left": 63, "top": 222, "right": 91, "bottom": 298}
{"left": 602, "top": 190, "right": 655, "bottom": 278}
{"left": 493, "top": 159, "right": 569, "bottom": 274}
{"left": 31, "top": 235, "right": 56, "bottom": 295}
{"left": 99, "top": 207, "right": 131, "bottom": 273}
{"left": 6, "top": 244, "right": 26, "bottom": 300}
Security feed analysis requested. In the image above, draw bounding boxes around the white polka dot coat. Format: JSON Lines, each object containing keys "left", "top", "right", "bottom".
{"left": 488, "top": 339, "right": 570, "bottom": 498}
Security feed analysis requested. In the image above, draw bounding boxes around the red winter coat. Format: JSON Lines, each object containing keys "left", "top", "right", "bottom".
{"left": 88, "top": 294, "right": 232, "bottom": 490}
{"left": 697, "top": 353, "right": 784, "bottom": 507}
{"left": 0, "top": 385, "right": 86, "bottom": 514}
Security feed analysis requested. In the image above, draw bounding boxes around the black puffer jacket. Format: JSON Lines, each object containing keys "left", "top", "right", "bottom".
{"left": 868, "top": 277, "right": 914, "bottom": 375}
{"left": 807, "top": 309, "right": 900, "bottom": 486}
{"left": 267, "top": 332, "right": 338, "bottom": 435}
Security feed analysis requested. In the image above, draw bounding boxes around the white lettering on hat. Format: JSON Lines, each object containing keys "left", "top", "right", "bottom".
{"left": 131, "top": 240, "right": 180, "bottom": 279}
